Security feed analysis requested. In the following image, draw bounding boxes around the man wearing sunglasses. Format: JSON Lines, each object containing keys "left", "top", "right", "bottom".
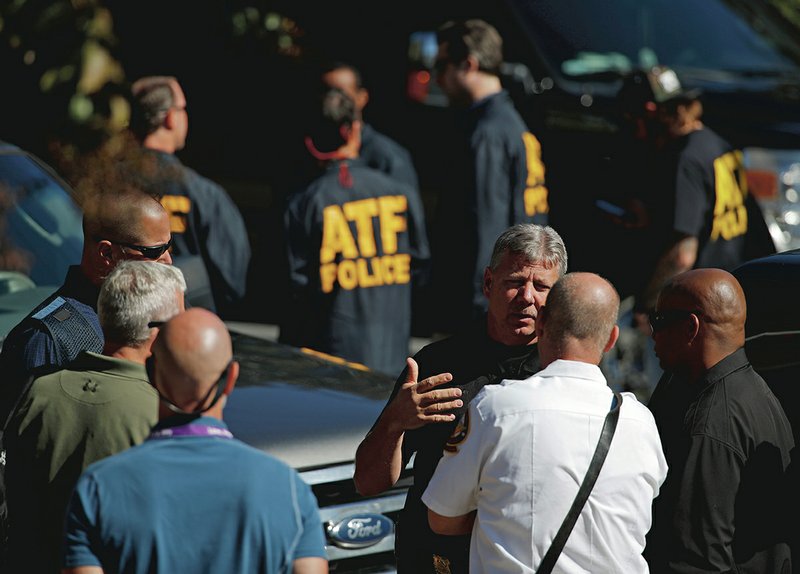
{"left": 645, "top": 269, "right": 793, "bottom": 573}
{"left": 4, "top": 261, "right": 185, "bottom": 574}
{"left": 62, "top": 309, "right": 328, "bottom": 574}
{"left": 0, "top": 189, "right": 172, "bottom": 419}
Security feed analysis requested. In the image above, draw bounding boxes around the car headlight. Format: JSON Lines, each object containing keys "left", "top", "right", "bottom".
{"left": 744, "top": 147, "right": 800, "bottom": 253}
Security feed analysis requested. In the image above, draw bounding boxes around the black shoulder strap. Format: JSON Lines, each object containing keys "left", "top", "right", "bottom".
{"left": 536, "top": 391, "right": 623, "bottom": 574}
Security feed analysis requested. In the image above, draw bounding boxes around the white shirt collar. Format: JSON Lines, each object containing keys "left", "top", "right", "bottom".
{"left": 535, "top": 359, "right": 606, "bottom": 383}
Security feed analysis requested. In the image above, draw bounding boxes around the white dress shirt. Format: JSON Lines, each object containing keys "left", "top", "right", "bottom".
{"left": 422, "top": 360, "right": 668, "bottom": 573}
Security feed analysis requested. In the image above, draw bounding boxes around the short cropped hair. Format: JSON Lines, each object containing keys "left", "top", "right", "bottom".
{"left": 129, "top": 76, "right": 178, "bottom": 138}
{"left": 98, "top": 261, "right": 186, "bottom": 347}
{"left": 321, "top": 61, "right": 364, "bottom": 89}
{"left": 544, "top": 273, "right": 620, "bottom": 352}
{"left": 307, "top": 87, "right": 357, "bottom": 153}
{"left": 489, "top": 224, "right": 568, "bottom": 276}
{"left": 437, "top": 19, "right": 503, "bottom": 76}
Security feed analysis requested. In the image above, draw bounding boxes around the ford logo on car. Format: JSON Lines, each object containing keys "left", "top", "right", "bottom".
{"left": 327, "top": 513, "right": 395, "bottom": 549}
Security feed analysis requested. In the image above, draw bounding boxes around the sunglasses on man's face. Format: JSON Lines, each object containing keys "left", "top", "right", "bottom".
{"left": 108, "top": 237, "right": 173, "bottom": 260}
{"left": 648, "top": 309, "right": 702, "bottom": 333}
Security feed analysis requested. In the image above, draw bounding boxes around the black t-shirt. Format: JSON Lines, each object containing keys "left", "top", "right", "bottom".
{"left": 605, "top": 127, "right": 773, "bottom": 304}
{"left": 383, "top": 319, "right": 541, "bottom": 573}
{"left": 650, "top": 128, "right": 752, "bottom": 270}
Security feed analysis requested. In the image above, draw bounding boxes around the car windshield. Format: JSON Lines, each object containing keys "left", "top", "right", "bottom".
{"left": 0, "top": 151, "right": 83, "bottom": 286}
{"left": 510, "top": 0, "right": 800, "bottom": 80}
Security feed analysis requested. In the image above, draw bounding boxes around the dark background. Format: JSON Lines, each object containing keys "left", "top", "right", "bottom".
{"left": 1, "top": 0, "right": 514, "bottom": 323}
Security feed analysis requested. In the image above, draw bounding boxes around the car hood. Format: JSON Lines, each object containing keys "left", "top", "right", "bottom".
{"left": 225, "top": 332, "right": 394, "bottom": 471}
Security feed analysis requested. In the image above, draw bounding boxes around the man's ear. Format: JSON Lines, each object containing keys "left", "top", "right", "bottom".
{"left": 482, "top": 266, "right": 493, "bottom": 299}
{"left": 686, "top": 314, "right": 701, "bottom": 345}
{"left": 536, "top": 305, "right": 548, "bottom": 340}
{"left": 603, "top": 324, "right": 620, "bottom": 354}
{"left": 355, "top": 88, "right": 369, "bottom": 112}
{"left": 463, "top": 55, "right": 480, "bottom": 73}
{"left": 94, "top": 239, "right": 117, "bottom": 277}
{"left": 223, "top": 360, "right": 240, "bottom": 396}
{"left": 164, "top": 107, "right": 177, "bottom": 130}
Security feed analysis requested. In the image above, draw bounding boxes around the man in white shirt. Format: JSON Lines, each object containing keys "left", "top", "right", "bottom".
{"left": 422, "top": 272, "right": 667, "bottom": 573}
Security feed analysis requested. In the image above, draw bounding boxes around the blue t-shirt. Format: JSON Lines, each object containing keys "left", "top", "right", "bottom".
{"left": 63, "top": 417, "right": 326, "bottom": 573}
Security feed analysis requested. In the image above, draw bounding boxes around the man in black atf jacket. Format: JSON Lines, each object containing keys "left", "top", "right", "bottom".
{"left": 282, "top": 88, "right": 429, "bottom": 376}
{"left": 431, "top": 19, "right": 549, "bottom": 333}
{"left": 645, "top": 269, "right": 793, "bottom": 573}
{"left": 355, "top": 223, "right": 567, "bottom": 573}
{"left": 129, "top": 76, "right": 251, "bottom": 317}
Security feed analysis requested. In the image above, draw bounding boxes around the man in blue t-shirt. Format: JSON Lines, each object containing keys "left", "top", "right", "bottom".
{"left": 62, "top": 308, "right": 327, "bottom": 574}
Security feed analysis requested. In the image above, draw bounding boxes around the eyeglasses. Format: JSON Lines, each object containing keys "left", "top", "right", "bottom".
{"left": 148, "top": 321, "right": 165, "bottom": 329}
{"left": 98, "top": 237, "right": 173, "bottom": 260}
{"left": 648, "top": 309, "right": 703, "bottom": 333}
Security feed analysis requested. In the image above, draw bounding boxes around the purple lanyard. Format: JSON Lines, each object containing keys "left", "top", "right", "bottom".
{"left": 148, "top": 423, "right": 234, "bottom": 441}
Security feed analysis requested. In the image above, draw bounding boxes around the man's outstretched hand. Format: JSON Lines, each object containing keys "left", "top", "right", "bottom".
{"left": 384, "top": 358, "right": 461, "bottom": 432}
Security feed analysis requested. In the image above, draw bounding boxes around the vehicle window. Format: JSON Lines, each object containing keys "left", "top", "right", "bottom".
{"left": 512, "top": 0, "right": 800, "bottom": 79}
{"left": 0, "top": 153, "right": 83, "bottom": 286}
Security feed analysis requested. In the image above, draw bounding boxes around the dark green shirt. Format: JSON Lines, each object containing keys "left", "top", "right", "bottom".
{"left": 6, "top": 351, "right": 158, "bottom": 574}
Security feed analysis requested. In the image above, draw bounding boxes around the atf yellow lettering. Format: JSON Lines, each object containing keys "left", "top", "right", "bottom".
{"left": 379, "top": 255, "right": 395, "bottom": 284}
{"left": 711, "top": 151, "right": 748, "bottom": 241}
{"left": 320, "top": 205, "right": 359, "bottom": 264}
{"left": 344, "top": 198, "right": 379, "bottom": 257}
{"left": 393, "top": 254, "right": 411, "bottom": 284}
{"left": 522, "top": 132, "right": 549, "bottom": 216}
{"left": 318, "top": 254, "right": 412, "bottom": 292}
{"left": 378, "top": 196, "right": 407, "bottom": 255}
{"left": 356, "top": 258, "right": 381, "bottom": 288}
{"left": 320, "top": 263, "right": 338, "bottom": 294}
{"left": 337, "top": 260, "right": 358, "bottom": 290}
{"left": 318, "top": 197, "right": 411, "bottom": 292}
{"left": 160, "top": 195, "right": 192, "bottom": 233}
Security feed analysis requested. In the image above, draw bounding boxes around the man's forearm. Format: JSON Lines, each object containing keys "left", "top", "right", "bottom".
{"left": 353, "top": 416, "right": 405, "bottom": 496}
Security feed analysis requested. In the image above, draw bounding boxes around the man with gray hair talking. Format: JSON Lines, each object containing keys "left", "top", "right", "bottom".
{"left": 4, "top": 261, "right": 186, "bottom": 574}
{"left": 355, "top": 224, "right": 567, "bottom": 573}
{"left": 424, "top": 273, "right": 667, "bottom": 573}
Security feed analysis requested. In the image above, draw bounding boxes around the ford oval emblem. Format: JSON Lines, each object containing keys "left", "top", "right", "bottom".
{"left": 327, "top": 513, "right": 395, "bottom": 549}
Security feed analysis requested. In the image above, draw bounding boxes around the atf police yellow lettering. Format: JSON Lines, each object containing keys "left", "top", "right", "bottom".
{"left": 522, "top": 132, "right": 549, "bottom": 217}
{"left": 160, "top": 195, "right": 192, "bottom": 233}
{"left": 319, "top": 196, "right": 411, "bottom": 293}
{"left": 711, "top": 151, "right": 748, "bottom": 241}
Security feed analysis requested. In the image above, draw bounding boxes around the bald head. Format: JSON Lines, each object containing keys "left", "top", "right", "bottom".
{"left": 152, "top": 308, "right": 236, "bottom": 415}
{"left": 659, "top": 268, "right": 746, "bottom": 348}
{"left": 83, "top": 188, "right": 168, "bottom": 245}
{"left": 537, "top": 272, "right": 620, "bottom": 365}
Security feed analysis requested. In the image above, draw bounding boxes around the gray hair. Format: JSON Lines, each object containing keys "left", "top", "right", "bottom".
{"left": 98, "top": 261, "right": 186, "bottom": 347}
{"left": 488, "top": 224, "right": 568, "bottom": 276}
